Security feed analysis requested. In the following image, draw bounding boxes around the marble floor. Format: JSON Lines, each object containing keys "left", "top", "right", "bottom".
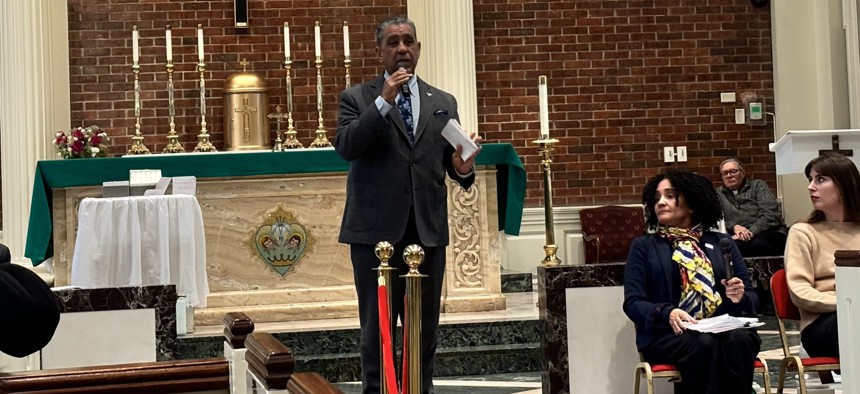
{"left": 192, "top": 292, "right": 842, "bottom": 393}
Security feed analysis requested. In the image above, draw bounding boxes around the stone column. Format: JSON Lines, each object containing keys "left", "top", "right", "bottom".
{"left": 407, "top": 0, "right": 479, "bottom": 134}
{"left": 408, "top": 1, "right": 503, "bottom": 312}
{"left": 0, "top": 0, "right": 71, "bottom": 263}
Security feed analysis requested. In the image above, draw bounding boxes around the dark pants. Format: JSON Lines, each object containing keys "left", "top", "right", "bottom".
{"left": 350, "top": 219, "right": 446, "bottom": 394}
{"left": 801, "top": 312, "right": 839, "bottom": 358}
{"left": 642, "top": 329, "right": 761, "bottom": 394}
{"left": 734, "top": 228, "right": 787, "bottom": 258}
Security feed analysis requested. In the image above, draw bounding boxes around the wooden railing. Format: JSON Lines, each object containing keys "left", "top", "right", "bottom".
{"left": 0, "top": 358, "right": 228, "bottom": 393}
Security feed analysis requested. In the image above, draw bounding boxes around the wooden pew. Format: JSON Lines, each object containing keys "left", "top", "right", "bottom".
{"left": 0, "top": 311, "right": 341, "bottom": 394}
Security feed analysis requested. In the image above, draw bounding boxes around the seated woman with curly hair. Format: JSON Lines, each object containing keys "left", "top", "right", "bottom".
{"left": 623, "top": 170, "right": 761, "bottom": 394}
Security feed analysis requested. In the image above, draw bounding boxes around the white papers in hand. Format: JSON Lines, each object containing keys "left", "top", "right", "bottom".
{"left": 682, "top": 314, "right": 764, "bottom": 334}
{"left": 441, "top": 119, "right": 479, "bottom": 161}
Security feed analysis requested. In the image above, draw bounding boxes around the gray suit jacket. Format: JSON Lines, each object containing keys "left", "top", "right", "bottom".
{"left": 335, "top": 74, "right": 474, "bottom": 246}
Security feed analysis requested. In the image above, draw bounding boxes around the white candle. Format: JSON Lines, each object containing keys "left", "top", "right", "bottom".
{"left": 132, "top": 26, "right": 139, "bottom": 65}
{"left": 538, "top": 75, "right": 550, "bottom": 139}
{"left": 283, "top": 22, "right": 291, "bottom": 60}
{"left": 343, "top": 21, "right": 350, "bottom": 58}
{"left": 197, "top": 24, "right": 204, "bottom": 61}
{"left": 314, "top": 21, "right": 321, "bottom": 58}
{"left": 165, "top": 25, "right": 173, "bottom": 63}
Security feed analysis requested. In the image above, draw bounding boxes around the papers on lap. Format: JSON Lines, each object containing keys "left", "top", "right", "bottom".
{"left": 682, "top": 314, "right": 764, "bottom": 334}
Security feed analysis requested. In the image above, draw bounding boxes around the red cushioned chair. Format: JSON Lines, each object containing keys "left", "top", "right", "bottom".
{"left": 580, "top": 205, "right": 644, "bottom": 264}
{"left": 770, "top": 269, "right": 840, "bottom": 394}
{"left": 634, "top": 354, "right": 771, "bottom": 394}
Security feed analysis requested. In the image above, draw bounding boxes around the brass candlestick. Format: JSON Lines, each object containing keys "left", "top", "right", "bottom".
{"left": 267, "top": 105, "right": 287, "bottom": 152}
{"left": 127, "top": 63, "right": 151, "bottom": 155}
{"left": 163, "top": 62, "right": 185, "bottom": 153}
{"left": 534, "top": 137, "right": 561, "bottom": 266}
{"left": 310, "top": 55, "right": 332, "bottom": 148}
{"left": 344, "top": 55, "right": 351, "bottom": 88}
{"left": 193, "top": 61, "right": 216, "bottom": 152}
{"left": 402, "top": 244, "right": 426, "bottom": 394}
{"left": 283, "top": 58, "right": 303, "bottom": 149}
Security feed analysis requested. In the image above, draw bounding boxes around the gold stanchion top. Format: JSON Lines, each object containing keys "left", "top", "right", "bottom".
{"left": 403, "top": 244, "right": 425, "bottom": 274}
{"left": 374, "top": 241, "right": 393, "bottom": 264}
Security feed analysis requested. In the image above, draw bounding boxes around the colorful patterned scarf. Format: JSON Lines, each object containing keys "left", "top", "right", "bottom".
{"left": 657, "top": 225, "right": 722, "bottom": 319}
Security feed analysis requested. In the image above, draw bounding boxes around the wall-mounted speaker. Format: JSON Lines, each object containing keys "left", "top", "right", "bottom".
{"left": 234, "top": 0, "right": 249, "bottom": 28}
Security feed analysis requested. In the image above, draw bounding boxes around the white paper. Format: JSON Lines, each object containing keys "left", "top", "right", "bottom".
{"left": 172, "top": 176, "right": 197, "bottom": 196}
{"left": 441, "top": 119, "right": 479, "bottom": 161}
{"left": 682, "top": 314, "right": 764, "bottom": 334}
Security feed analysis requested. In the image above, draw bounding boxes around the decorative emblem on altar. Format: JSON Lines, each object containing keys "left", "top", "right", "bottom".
{"left": 247, "top": 206, "right": 313, "bottom": 276}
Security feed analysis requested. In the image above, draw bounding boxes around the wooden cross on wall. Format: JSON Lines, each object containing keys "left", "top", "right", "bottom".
{"left": 819, "top": 135, "right": 854, "bottom": 157}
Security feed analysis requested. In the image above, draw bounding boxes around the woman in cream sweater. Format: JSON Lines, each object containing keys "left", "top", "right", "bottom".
{"left": 786, "top": 153, "right": 860, "bottom": 358}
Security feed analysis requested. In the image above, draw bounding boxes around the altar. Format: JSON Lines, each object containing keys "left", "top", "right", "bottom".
{"left": 25, "top": 144, "right": 525, "bottom": 326}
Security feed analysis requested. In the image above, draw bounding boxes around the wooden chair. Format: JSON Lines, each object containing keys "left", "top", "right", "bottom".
{"left": 770, "top": 269, "right": 840, "bottom": 394}
{"left": 634, "top": 356, "right": 771, "bottom": 394}
{"left": 580, "top": 205, "right": 644, "bottom": 264}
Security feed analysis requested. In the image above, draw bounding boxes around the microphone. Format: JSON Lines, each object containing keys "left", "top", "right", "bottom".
{"left": 396, "top": 61, "right": 410, "bottom": 96}
{"left": 719, "top": 238, "right": 734, "bottom": 281}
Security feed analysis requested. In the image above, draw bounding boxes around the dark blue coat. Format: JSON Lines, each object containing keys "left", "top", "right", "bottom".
{"left": 622, "top": 231, "right": 758, "bottom": 351}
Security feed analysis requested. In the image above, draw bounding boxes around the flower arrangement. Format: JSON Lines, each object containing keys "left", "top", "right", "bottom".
{"left": 54, "top": 125, "right": 109, "bottom": 159}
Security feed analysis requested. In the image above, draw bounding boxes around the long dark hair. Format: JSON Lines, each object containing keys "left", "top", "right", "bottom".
{"left": 803, "top": 153, "right": 860, "bottom": 223}
{"left": 642, "top": 170, "right": 723, "bottom": 231}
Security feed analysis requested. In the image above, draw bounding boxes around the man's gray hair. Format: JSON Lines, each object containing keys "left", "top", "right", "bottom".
{"left": 720, "top": 157, "right": 744, "bottom": 170}
{"left": 375, "top": 16, "right": 417, "bottom": 46}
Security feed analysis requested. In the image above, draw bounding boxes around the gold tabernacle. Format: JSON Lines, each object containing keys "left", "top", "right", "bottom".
{"left": 223, "top": 59, "right": 270, "bottom": 151}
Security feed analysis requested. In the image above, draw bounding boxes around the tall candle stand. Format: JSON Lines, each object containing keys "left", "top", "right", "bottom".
{"left": 534, "top": 137, "right": 561, "bottom": 266}
{"left": 344, "top": 55, "right": 351, "bottom": 88}
{"left": 127, "top": 64, "right": 151, "bottom": 155}
{"left": 282, "top": 58, "right": 303, "bottom": 149}
{"left": 267, "top": 105, "right": 287, "bottom": 152}
{"left": 193, "top": 61, "right": 217, "bottom": 152}
{"left": 162, "top": 62, "right": 185, "bottom": 153}
{"left": 310, "top": 56, "right": 332, "bottom": 148}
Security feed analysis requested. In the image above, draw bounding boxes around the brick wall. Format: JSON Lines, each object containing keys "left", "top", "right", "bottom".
{"left": 66, "top": 0, "right": 774, "bottom": 209}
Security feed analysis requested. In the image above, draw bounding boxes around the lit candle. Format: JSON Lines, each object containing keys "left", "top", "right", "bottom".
{"left": 538, "top": 75, "right": 549, "bottom": 139}
{"left": 197, "top": 24, "right": 204, "bottom": 62}
{"left": 165, "top": 25, "right": 173, "bottom": 63}
{"left": 314, "top": 21, "right": 321, "bottom": 58}
{"left": 343, "top": 21, "right": 350, "bottom": 58}
{"left": 132, "top": 25, "right": 139, "bottom": 65}
{"left": 283, "top": 22, "right": 291, "bottom": 60}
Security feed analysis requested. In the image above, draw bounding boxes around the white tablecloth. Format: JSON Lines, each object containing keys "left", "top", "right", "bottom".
{"left": 71, "top": 195, "right": 209, "bottom": 307}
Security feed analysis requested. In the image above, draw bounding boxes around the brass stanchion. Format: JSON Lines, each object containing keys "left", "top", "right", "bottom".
{"left": 374, "top": 241, "right": 396, "bottom": 394}
{"left": 310, "top": 23, "right": 332, "bottom": 148}
{"left": 534, "top": 137, "right": 561, "bottom": 266}
{"left": 402, "top": 244, "right": 426, "bottom": 394}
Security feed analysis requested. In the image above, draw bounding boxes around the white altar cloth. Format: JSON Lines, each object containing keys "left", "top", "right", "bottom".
{"left": 71, "top": 195, "right": 209, "bottom": 307}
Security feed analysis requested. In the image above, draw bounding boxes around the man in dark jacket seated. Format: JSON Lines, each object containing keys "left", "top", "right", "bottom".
{"left": 0, "top": 244, "right": 60, "bottom": 357}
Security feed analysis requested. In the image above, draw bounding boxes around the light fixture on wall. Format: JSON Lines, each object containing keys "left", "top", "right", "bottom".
{"left": 234, "top": 0, "right": 249, "bottom": 28}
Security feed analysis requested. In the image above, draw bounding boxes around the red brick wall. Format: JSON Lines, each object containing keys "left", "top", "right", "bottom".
{"left": 66, "top": 0, "right": 774, "bottom": 209}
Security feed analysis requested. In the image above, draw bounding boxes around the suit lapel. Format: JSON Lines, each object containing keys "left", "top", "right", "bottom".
{"left": 413, "top": 78, "right": 433, "bottom": 145}
{"left": 367, "top": 74, "right": 410, "bottom": 142}
{"left": 654, "top": 237, "right": 675, "bottom": 295}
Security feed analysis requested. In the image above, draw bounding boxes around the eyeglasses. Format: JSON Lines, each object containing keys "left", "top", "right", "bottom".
{"left": 721, "top": 169, "right": 741, "bottom": 178}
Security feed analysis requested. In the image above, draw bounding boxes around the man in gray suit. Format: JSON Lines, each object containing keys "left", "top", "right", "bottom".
{"left": 335, "top": 16, "right": 481, "bottom": 394}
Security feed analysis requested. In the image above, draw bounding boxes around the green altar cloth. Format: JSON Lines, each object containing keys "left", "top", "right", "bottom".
{"left": 25, "top": 143, "right": 525, "bottom": 266}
